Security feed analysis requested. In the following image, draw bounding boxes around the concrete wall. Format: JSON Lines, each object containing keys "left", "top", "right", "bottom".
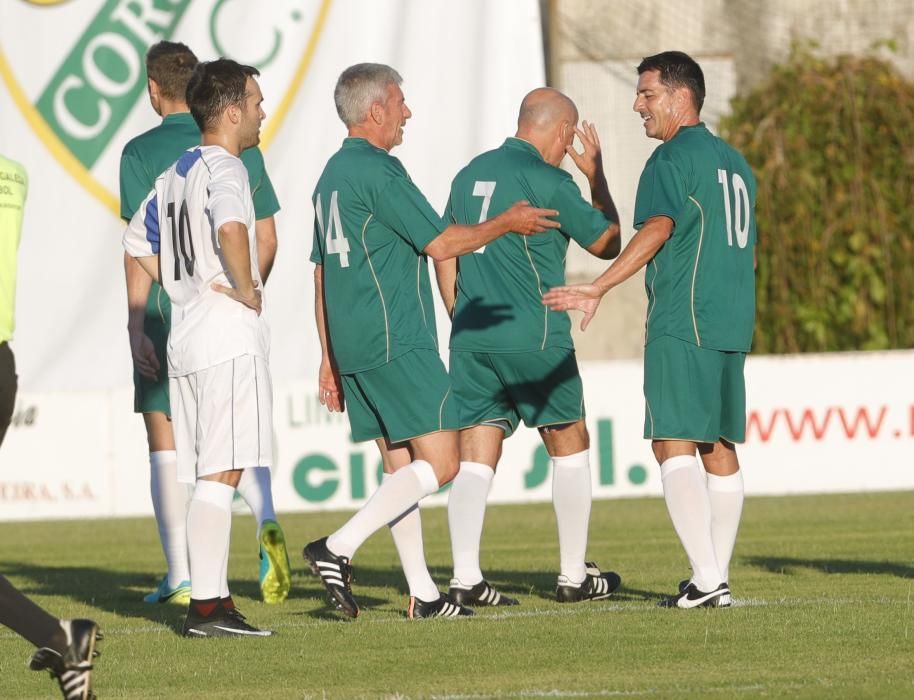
{"left": 549, "top": 0, "right": 914, "bottom": 360}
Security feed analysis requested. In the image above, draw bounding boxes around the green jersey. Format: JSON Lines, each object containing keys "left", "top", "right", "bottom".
{"left": 0, "top": 155, "right": 27, "bottom": 343}
{"left": 310, "top": 138, "right": 446, "bottom": 374}
{"left": 447, "top": 138, "right": 609, "bottom": 352}
{"left": 119, "top": 112, "right": 280, "bottom": 221}
{"left": 634, "top": 123, "right": 756, "bottom": 352}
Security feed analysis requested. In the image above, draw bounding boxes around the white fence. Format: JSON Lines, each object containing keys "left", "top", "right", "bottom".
{"left": 2, "top": 350, "right": 911, "bottom": 521}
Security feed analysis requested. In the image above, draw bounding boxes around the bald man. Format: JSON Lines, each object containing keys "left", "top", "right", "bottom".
{"left": 435, "top": 88, "right": 623, "bottom": 606}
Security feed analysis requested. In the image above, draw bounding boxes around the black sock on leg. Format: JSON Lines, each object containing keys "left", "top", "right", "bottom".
{"left": 0, "top": 574, "right": 64, "bottom": 650}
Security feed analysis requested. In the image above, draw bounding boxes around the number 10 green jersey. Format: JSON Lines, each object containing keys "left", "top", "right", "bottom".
{"left": 633, "top": 123, "right": 757, "bottom": 352}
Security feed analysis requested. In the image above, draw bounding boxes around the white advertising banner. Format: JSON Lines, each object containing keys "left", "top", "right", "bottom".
{"left": 1, "top": 351, "right": 912, "bottom": 520}
{"left": 0, "top": 0, "right": 546, "bottom": 393}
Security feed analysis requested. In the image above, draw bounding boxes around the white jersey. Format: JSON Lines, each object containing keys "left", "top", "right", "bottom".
{"left": 123, "top": 145, "right": 269, "bottom": 376}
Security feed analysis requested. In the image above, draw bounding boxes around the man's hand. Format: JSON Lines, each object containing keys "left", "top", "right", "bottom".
{"left": 211, "top": 281, "right": 263, "bottom": 315}
{"left": 565, "top": 120, "right": 603, "bottom": 184}
{"left": 128, "top": 329, "right": 160, "bottom": 380}
{"left": 498, "top": 201, "right": 561, "bottom": 235}
{"left": 542, "top": 283, "right": 605, "bottom": 331}
{"left": 318, "top": 358, "right": 344, "bottom": 412}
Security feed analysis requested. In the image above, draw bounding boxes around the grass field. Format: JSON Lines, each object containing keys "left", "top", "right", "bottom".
{"left": 1, "top": 491, "right": 912, "bottom": 699}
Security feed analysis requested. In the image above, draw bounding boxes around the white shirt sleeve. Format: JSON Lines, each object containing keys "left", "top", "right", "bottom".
{"left": 123, "top": 186, "right": 159, "bottom": 258}
{"left": 207, "top": 157, "right": 249, "bottom": 233}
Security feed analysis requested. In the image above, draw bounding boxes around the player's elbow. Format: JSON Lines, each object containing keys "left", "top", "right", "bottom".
{"left": 590, "top": 224, "right": 622, "bottom": 260}
{"left": 424, "top": 237, "right": 452, "bottom": 262}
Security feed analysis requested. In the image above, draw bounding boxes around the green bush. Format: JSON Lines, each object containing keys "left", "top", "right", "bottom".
{"left": 720, "top": 46, "right": 914, "bottom": 353}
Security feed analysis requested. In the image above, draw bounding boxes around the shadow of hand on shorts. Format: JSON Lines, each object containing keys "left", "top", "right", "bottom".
{"left": 502, "top": 352, "right": 582, "bottom": 425}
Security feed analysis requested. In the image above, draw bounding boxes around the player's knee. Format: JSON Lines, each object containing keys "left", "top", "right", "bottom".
{"left": 433, "top": 457, "right": 460, "bottom": 487}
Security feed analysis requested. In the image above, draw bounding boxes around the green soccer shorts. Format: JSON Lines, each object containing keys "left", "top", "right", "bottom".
{"left": 643, "top": 335, "right": 747, "bottom": 444}
{"left": 133, "top": 282, "right": 171, "bottom": 417}
{"left": 341, "top": 348, "right": 459, "bottom": 444}
{"left": 449, "top": 348, "right": 585, "bottom": 438}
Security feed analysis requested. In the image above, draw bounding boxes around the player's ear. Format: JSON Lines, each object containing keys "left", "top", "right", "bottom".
{"left": 227, "top": 102, "right": 241, "bottom": 125}
{"left": 674, "top": 87, "right": 690, "bottom": 111}
{"left": 147, "top": 78, "right": 160, "bottom": 109}
{"left": 370, "top": 101, "right": 383, "bottom": 125}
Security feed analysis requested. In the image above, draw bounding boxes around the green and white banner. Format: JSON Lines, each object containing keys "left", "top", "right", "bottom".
{"left": 0, "top": 0, "right": 545, "bottom": 393}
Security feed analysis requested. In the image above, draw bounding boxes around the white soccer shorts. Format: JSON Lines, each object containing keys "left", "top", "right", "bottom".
{"left": 170, "top": 354, "right": 273, "bottom": 483}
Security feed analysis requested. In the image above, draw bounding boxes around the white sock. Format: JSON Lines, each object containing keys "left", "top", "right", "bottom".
{"left": 447, "top": 461, "right": 495, "bottom": 585}
{"left": 552, "top": 450, "right": 591, "bottom": 584}
{"left": 706, "top": 470, "right": 744, "bottom": 582}
{"left": 187, "top": 480, "right": 235, "bottom": 600}
{"left": 327, "top": 460, "right": 439, "bottom": 559}
{"left": 236, "top": 466, "right": 277, "bottom": 535}
{"left": 660, "top": 455, "right": 722, "bottom": 591}
{"left": 383, "top": 474, "right": 439, "bottom": 601}
{"left": 149, "top": 450, "right": 191, "bottom": 588}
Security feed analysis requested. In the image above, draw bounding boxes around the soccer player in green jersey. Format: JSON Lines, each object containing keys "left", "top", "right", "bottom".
{"left": 305, "top": 63, "right": 561, "bottom": 619}
{"left": 544, "top": 51, "right": 756, "bottom": 609}
{"left": 436, "top": 88, "right": 624, "bottom": 606}
{"left": 119, "top": 42, "right": 290, "bottom": 607}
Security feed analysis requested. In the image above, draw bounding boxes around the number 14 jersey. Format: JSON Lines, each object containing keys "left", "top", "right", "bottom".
{"left": 310, "top": 138, "right": 447, "bottom": 375}
{"left": 634, "top": 123, "right": 757, "bottom": 353}
{"left": 123, "top": 145, "right": 268, "bottom": 376}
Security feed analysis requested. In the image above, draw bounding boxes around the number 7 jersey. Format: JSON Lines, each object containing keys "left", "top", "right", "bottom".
{"left": 633, "top": 123, "right": 757, "bottom": 352}
{"left": 123, "top": 145, "right": 268, "bottom": 376}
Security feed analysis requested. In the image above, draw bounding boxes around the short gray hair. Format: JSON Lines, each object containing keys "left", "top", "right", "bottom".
{"left": 334, "top": 63, "right": 402, "bottom": 127}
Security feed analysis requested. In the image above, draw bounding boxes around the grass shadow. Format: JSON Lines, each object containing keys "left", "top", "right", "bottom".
{"left": 0, "top": 561, "right": 187, "bottom": 632}
{"left": 745, "top": 556, "right": 914, "bottom": 578}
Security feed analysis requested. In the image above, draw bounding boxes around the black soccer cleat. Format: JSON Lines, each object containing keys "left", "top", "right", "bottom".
{"left": 678, "top": 578, "right": 732, "bottom": 606}
{"left": 303, "top": 536, "right": 359, "bottom": 618}
{"left": 29, "top": 619, "right": 102, "bottom": 700}
{"left": 407, "top": 594, "right": 475, "bottom": 619}
{"left": 556, "top": 562, "right": 621, "bottom": 603}
{"left": 659, "top": 581, "right": 731, "bottom": 609}
{"left": 448, "top": 578, "right": 519, "bottom": 607}
{"left": 182, "top": 607, "right": 273, "bottom": 637}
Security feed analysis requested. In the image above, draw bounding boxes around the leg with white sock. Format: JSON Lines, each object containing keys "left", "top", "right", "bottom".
{"left": 700, "top": 440, "right": 744, "bottom": 583}
{"left": 236, "top": 466, "right": 277, "bottom": 536}
{"left": 448, "top": 425, "right": 502, "bottom": 587}
{"left": 377, "top": 439, "right": 439, "bottom": 602}
{"left": 443, "top": 426, "right": 521, "bottom": 608}
{"left": 305, "top": 429, "right": 463, "bottom": 618}
{"left": 142, "top": 411, "right": 191, "bottom": 603}
{"left": 543, "top": 421, "right": 592, "bottom": 585}
{"left": 149, "top": 449, "right": 191, "bottom": 588}
{"left": 187, "top": 478, "right": 236, "bottom": 604}
{"left": 656, "top": 442, "right": 723, "bottom": 592}
{"left": 327, "top": 457, "right": 443, "bottom": 559}
{"left": 448, "top": 461, "right": 495, "bottom": 585}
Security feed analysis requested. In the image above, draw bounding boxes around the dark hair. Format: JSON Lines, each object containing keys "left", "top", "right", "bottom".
{"left": 637, "top": 51, "right": 705, "bottom": 112}
{"left": 186, "top": 58, "right": 260, "bottom": 132}
{"left": 146, "top": 41, "right": 198, "bottom": 101}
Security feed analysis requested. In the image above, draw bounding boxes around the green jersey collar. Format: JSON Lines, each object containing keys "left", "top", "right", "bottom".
{"left": 342, "top": 136, "right": 387, "bottom": 154}
{"left": 162, "top": 112, "right": 195, "bottom": 126}
{"left": 504, "top": 137, "right": 544, "bottom": 160}
{"left": 672, "top": 122, "right": 708, "bottom": 139}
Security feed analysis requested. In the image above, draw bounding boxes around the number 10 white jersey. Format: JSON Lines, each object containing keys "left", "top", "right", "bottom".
{"left": 123, "top": 145, "right": 268, "bottom": 377}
